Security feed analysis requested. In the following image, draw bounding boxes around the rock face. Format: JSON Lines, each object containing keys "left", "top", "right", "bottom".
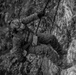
{"left": 67, "top": 39, "right": 76, "bottom": 64}
{"left": 61, "top": 39, "right": 76, "bottom": 75}
{"left": 61, "top": 65, "right": 76, "bottom": 75}
{"left": 41, "top": 57, "right": 58, "bottom": 75}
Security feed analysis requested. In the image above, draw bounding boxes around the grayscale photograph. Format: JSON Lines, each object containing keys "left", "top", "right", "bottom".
{"left": 0, "top": 0, "right": 76, "bottom": 75}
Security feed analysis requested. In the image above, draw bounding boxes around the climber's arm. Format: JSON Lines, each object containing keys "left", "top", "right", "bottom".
{"left": 22, "top": 13, "right": 38, "bottom": 25}
{"left": 22, "top": 11, "right": 44, "bottom": 25}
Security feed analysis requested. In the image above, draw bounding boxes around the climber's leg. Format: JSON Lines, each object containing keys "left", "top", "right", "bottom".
{"left": 49, "top": 35, "right": 67, "bottom": 58}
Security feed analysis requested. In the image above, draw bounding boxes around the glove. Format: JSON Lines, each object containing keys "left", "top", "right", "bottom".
{"left": 37, "top": 10, "right": 45, "bottom": 19}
